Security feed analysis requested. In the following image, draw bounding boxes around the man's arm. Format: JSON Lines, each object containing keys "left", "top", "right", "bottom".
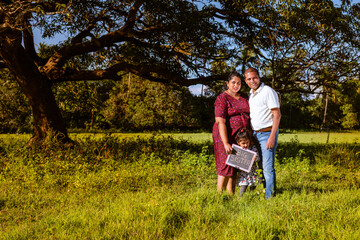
{"left": 266, "top": 108, "right": 281, "bottom": 149}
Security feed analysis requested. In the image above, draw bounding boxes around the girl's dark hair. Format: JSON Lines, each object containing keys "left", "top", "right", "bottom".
{"left": 227, "top": 71, "right": 241, "bottom": 82}
{"left": 235, "top": 128, "right": 253, "bottom": 144}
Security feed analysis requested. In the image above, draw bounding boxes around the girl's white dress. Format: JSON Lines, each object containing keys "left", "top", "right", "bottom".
{"left": 236, "top": 145, "right": 261, "bottom": 187}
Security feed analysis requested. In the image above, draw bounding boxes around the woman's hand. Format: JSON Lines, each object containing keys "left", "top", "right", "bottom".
{"left": 215, "top": 117, "right": 232, "bottom": 155}
{"left": 223, "top": 142, "right": 233, "bottom": 155}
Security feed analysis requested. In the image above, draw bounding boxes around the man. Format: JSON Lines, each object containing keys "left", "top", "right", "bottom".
{"left": 244, "top": 67, "right": 281, "bottom": 199}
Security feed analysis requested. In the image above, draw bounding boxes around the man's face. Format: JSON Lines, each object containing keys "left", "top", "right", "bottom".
{"left": 245, "top": 71, "right": 261, "bottom": 91}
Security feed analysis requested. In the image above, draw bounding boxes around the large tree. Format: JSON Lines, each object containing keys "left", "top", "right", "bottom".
{"left": 0, "top": 0, "right": 230, "bottom": 143}
{"left": 1, "top": 0, "right": 359, "bottom": 143}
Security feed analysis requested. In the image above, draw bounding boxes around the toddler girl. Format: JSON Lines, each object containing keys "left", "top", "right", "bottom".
{"left": 235, "top": 128, "right": 261, "bottom": 196}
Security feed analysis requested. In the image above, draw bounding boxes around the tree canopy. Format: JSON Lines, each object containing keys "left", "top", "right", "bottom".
{"left": 0, "top": 0, "right": 360, "bottom": 142}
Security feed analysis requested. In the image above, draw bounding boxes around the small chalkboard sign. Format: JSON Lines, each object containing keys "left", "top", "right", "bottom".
{"left": 226, "top": 144, "right": 257, "bottom": 173}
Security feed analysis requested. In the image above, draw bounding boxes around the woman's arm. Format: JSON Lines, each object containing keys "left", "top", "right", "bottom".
{"left": 215, "top": 117, "right": 232, "bottom": 155}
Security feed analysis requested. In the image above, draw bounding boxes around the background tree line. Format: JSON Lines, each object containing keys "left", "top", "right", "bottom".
{"left": 1, "top": 68, "right": 358, "bottom": 133}
{"left": 0, "top": 69, "right": 214, "bottom": 133}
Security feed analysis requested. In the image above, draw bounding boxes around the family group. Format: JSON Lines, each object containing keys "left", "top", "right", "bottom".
{"left": 212, "top": 68, "right": 281, "bottom": 199}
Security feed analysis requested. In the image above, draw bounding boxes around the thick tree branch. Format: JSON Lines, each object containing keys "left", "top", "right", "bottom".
{"left": 43, "top": 31, "right": 199, "bottom": 79}
{"left": 22, "top": 20, "right": 44, "bottom": 64}
{"left": 41, "top": 30, "right": 128, "bottom": 77}
{"left": 71, "top": 24, "right": 96, "bottom": 44}
{"left": 56, "top": 62, "right": 174, "bottom": 83}
{"left": 55, "top": 60, "right": 227, "bottom": 87}
{"left": 121, "top": 0, "right": 143, "bottom": 31}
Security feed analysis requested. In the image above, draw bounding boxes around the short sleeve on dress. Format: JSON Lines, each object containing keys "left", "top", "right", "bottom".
{"left": 214, "top": 94, "right": 227, "bottom": 119}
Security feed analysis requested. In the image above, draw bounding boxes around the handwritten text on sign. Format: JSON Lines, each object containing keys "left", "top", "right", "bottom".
{"left": 225, "top": 144, "right": 257, "bottom": 173}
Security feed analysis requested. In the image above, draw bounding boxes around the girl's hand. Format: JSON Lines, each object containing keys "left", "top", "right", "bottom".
{"left": 224, "top": 143, "right": 233, "bottom": 155}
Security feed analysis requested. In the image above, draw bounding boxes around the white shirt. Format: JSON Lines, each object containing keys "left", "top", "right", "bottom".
{"left": 248, "top": 83, "right": 280, "bottom": 131}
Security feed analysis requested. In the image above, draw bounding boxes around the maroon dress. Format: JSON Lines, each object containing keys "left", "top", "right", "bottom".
{"left": 212, "top": 92, "right": 250, "bottom": 176}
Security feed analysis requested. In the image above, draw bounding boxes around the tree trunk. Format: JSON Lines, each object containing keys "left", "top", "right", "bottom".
{"left": 321, "top": 91, "right": 329, "bottom": 131}
{"left": 23, "top": 76, "right": 70, "bottom": 145}
{"left": 0, "top": 30, "right": 70, "bottom": 145}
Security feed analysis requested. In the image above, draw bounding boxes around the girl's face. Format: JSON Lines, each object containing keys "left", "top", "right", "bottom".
{"left": 237, "top": 138, "right": 250, "bottom": 149}
{"left": 226, "top": 76, "right": 241, "bottom": 94}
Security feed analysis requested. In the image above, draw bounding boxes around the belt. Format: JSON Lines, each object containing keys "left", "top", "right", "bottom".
{"left": 254, "top": 126, "right": 272, "bottom": 132}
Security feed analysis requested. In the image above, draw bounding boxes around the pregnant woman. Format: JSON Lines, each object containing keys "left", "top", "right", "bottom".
{"left": 212, "top": 71, "right": 250, "bottom": 194}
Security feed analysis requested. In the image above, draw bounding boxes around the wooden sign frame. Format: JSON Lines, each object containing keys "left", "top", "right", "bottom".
{"left": 225, "top": 144, "right": 257, "bottom": 173}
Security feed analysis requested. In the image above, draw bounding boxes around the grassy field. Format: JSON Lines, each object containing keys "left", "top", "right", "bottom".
{"left": 277, "top": 131, "right": 360, "bottom": 144}
{"left": 1, "top": 131, "right": 359, "bottom": 144}
{"left": 73, "top": 131, "right": 360, "bottom": 144}
{"left": 0, "top": 132, "right": 360, "bottom": 239}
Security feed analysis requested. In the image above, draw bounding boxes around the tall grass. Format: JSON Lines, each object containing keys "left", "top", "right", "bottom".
{"left": 0, "top": 134, "right": 359, "bottom": 239}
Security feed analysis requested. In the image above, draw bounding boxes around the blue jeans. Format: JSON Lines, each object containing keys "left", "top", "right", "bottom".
{"left": 253, "top": 130, "right": 278, "bottom": 199}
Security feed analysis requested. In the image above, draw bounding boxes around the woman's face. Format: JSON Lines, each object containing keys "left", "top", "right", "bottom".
{"left": 226, "top": 76, "right": 241, "bottom": 94}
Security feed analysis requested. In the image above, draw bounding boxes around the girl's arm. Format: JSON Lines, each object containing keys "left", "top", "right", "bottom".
{"left": 215, "top": 117, "right": 232, "bottom": 155}
{"left": 251, "top": 145, "right": 259, "bottom": 162}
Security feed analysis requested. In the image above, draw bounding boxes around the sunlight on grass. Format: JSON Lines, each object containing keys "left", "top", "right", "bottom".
{"left": 0, "top": 133, "right": 359, "bottom": 239}
{"left": 1, "top": 131, "right": 359, "bottom": 144}
{"left": 69, "top": 131, "right": 360, "bottom": 144}
{"left": 278, "top": 131, "right": 360, "bottom": 144}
